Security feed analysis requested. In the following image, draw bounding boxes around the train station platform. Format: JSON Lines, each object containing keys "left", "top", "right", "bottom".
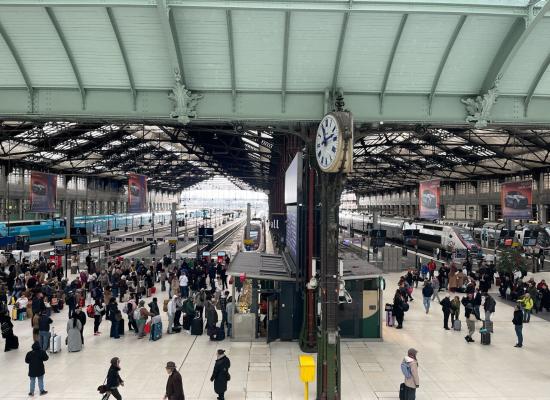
{"left": 4, "top": 268, "right": 550, "bottom": 400}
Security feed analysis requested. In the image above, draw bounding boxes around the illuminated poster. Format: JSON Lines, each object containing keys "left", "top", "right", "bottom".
{"left": 418, "top": 179, "right": 440, "bottom": 219}
{"left": 501, "top": 180, "right": 532, "bottom": 219}
{"left": 128, "top": 174, "right": 147, "bottom": 213}
{"left": 30, "top": 171, "right": 57, "bottom": 213}
{"left": 286, "top": 205, "right": 298, "bottom": 267}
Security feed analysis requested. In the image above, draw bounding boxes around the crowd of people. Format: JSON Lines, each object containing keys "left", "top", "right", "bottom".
{"left": 0, "top": 252, "right": 235, "bottom": 399}
{"left": 391, "top": 256, "right": 541, "bottom": 349}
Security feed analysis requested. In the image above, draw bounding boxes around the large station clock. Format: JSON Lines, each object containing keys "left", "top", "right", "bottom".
{"left": 315, "top": 112, "right": 353, "bottom": 173}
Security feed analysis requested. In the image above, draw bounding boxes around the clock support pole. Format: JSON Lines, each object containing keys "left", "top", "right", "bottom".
{"left": 317, "top": 171, "right": 345, "bottom": 400}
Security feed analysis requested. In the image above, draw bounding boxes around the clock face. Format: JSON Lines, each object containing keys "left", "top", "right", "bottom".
{"left": 316, "top": 114, "right": 341, "bottom": 171}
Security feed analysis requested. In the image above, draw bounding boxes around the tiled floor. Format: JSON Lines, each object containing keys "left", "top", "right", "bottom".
{"left": 3, "top": 270, "right": 550, "bottom": 399}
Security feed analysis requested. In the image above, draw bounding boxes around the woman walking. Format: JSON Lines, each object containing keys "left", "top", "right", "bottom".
{"left": 106, "top": 357, "right": 124, "bottom": 400}
{"left": 93, "top": 298, "right": 105, "bottom": 336}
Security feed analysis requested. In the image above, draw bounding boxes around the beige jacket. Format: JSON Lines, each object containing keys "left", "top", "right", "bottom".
{"left": 403, "top": 357, "right": 420, "bottom": 389}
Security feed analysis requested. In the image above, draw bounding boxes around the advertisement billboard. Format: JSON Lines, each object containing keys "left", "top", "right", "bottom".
{"left": 30, "top": 171, "right": 57, "bottom": 213}
{"left": 501, "top": 180, "right": 532, "bottom": 219}
{"left": 418, "top": 179, "right": 440, "bottom": 219}
{"left": 286, "top": 205, "right": 299, "bottom": 267}
{"left": 128, "top": 174, "right": 147, "bottom": 213}
{"left": 284, "top": 152, "right": 303, "bottom": 205}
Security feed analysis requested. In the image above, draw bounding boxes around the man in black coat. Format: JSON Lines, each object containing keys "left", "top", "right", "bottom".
{"left": 25, "top": 341, "right": 49, "bottom": 396}
{"left": 210, "top": 349, "right": 230, "bottom": 400}
{"left": 440, "top": 295, "right": 452, "bottom": 330}
{"left": 164, "top": 361, "right": 185, "bottom": 400}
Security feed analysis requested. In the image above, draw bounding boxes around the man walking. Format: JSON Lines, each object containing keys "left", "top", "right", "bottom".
{"left": 210, "top": 349, "right": 231, "bottom": 400}
{"left": 400, "top": 348, "right": 419, "bottom": 400}
{"left": 179, "top": 273, "right": 189, "bottom": 299}
{"left": 164, "top": 361, "right": 185, "bottom": 400}
{"left": 513, "top": 303, "right": 524, "bottom": 348}
{"left": 25, "top": 342, "right": 49, "bottom": 396}
{"left": 422, "top": 281, "right": 434, "bottom": 314}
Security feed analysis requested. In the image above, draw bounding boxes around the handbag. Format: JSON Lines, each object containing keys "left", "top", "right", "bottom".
{"left": 97, "top": 375, "right": 109, "bottom": 394}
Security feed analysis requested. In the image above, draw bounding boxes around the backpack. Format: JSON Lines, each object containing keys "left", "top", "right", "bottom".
{"left": 86, "top": 304, "right": 95, "bottom": 318}
{"left": 401, "top": 360, "right": 412, "bottom": 379}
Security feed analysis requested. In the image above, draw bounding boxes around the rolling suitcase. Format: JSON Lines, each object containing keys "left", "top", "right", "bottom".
{"left": 386, "top": 311, "right": 394, "bottom": 327}
{"left": 50, "top": 328, "right": 62, "bottom": 353}
{"left": 480, "top": 330, "right": 491, "bottom": 345}
{"left": 150, "top": 322, "right": 162, "bottom": 341}
{"left": 483, "top": 320, "right": 493, "bottom": 333}
{"left": 453, "top": 319, "right": 461, "bottom": 331}
{"left": 191, "top": 316, "right": 203, "bottom": 335}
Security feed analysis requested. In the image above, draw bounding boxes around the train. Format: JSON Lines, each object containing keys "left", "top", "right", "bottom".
{"left": 340, "top": 213, "right": 482, "bottom": 257}
{"left": 0, "top": 209, "right": 212, "bottom": 245}
{"left": 243, "top": 218, "right": 263, "bottom": 251}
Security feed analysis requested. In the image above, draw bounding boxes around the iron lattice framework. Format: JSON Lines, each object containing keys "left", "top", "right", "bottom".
{"left": 0, "top": 121, "right": 279, "bottom": 193}
{"left": 350, "top": 125, "right": 550, "bottom": 193}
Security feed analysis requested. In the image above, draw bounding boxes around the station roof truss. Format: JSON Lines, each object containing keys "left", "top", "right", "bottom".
{"left": 349, "top": 125, "right": 550, "bottom": 193}
{"left": 0, "top": 121, "right": 279, "bottom": 193}
{"left": 0, "top": 1, "right": 550, "bottom": 125}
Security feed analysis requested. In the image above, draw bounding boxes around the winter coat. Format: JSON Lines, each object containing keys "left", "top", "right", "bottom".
{"left": 513, "top": 309, "right": 523, "bottom": 325}
{"left": 402, "top": 356, "right": 419, "bottom": 389}
{"left": 422, "top": 285, "right": 434, "bottom": 298}
{"left": 66, "top": 318, "right": 83, "bottom": 352}
{"left": 484, "top": 296, "right": 496, "bottom": 313}
{"left": 25, "top": 342, "right": 49, "bottom": 377}
{"left": 210, "top": 355, "right": 231, "bottom": 394}
{"left": 166, "top": 370, "right": 185, "bottom": 400}
{"left": 107, "top": 365, "right": 123, "bottom": 389}
{"left": 440, "top": 297, "right": 452, "bottom": 313}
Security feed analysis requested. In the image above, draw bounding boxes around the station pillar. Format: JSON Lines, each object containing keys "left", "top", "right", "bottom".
{"left": 488, "top": 204, "right": 496, "bottom": 221}
{"left": 171, "top": 202, "right": 177, "bottom": 237}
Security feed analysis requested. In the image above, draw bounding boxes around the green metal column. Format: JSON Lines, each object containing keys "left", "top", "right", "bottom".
{"left": 317, "top": 172, "right": 344, "bottom": 400}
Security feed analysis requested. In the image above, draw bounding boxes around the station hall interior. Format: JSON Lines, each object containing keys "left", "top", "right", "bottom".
{"left": 3, "top": 1, "right": 550, "bottom": 400}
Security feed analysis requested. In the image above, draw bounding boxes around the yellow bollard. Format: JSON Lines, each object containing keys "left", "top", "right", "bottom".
{"left": 299, "top": 355, "right": 315, "bottom": 400}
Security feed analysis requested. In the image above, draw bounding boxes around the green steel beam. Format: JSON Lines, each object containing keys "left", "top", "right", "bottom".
{"left": 331, "top": 11, "right": 350, "bottom": 99}
{"left": 2, "top": 0, "right": 534, "bottom": 17}
{"left": 380, "top": 14, "right": 407, "bottom": 114}
{"left": 0, "top": 21, "right": 34, "bottom": 113}
{"left": 156, "top": 0, "right": 185, "bottom": 83}
{"left": 44, "top": 7, "right": 86, "bottom": 109}
{"left": 281, "top": 11, "right": 290, "bottom": 113}
{"left": 480, "top": 0, "right": 550, "bottom": 93}
{"left": 428, "top": 15, "right": 466, "bottom": 115}
{"left": 4, "top": 87, "right": 550, "bottom": 124}
{"left": 106, "top": 7, "right": 137, "bottom": 111}
{"left": 226, "top": 9, "right": 237, "bottom": 113}
{"left": 524, "top": 52, "right": 550, "bottom": 117}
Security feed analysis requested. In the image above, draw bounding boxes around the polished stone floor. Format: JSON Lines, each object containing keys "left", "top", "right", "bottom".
{"left": 3, "top": 269, "right": 550, "bottom": 400}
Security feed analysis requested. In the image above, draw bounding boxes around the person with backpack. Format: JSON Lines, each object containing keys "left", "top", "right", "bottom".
{"left": 400, "top": 348, "right": 419, "bottom": 400}
{"left": 422, "top": 281, "right": 434, "bottom": 314}
{"left": 93, "top": 298, "right": 105, "bottom": 336}
{"left": 483, "top": 294, "right": 496, "bottom": 322}
{"left": 135, "top": 300, "right": 150, "bottom": 339}
{"left": 450, "top": 296, "right": 461, "bottom": 326}
{"left": 439, "top": 294, "right": 452, "bottom": 330}
{"left": 25, "top": 341, "right": 49, "bottom": 396}
{"left": 166, "top": 296, "right": 177, "bottom": 334}
{"left": 464, "top": 300, "right": 476, "bottom": 343}
{"left": 513, "top": 303, "right": 524, "bottom": 348}
{"left": 519, "top": 293, "right": 534, "bottom": 322}
{"left": 37, "top": 311, "right": 53, "bottom": 351}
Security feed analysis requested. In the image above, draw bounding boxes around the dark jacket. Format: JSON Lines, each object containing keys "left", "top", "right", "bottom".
{"left": 440, "top": 297, "right": 452, "bottom": 313}
{"left": 107, "top": 365, "right": 123, "bottom": 389}
{"left": 38, "top": 315, "right": 53, "bottom": 332}
{"left": 422, "top": 285, "right": 434, "bottom": 298}
{"left": 210, "top": 355, "right": 231, "bottom": 394}
{"left": 512, "top": 309, "right": 523, "bottom": 326}
{"left": 25, "top": 342, "right": 49, "bottom": 377}
{"left": 166, "top": 370, "right": 185, "bottom": 400}
{"left": 484, "top": 296, "right": 496, "bottom": 313}
{"left": 75, "top": 310, "right": 86, "bottom": 328}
